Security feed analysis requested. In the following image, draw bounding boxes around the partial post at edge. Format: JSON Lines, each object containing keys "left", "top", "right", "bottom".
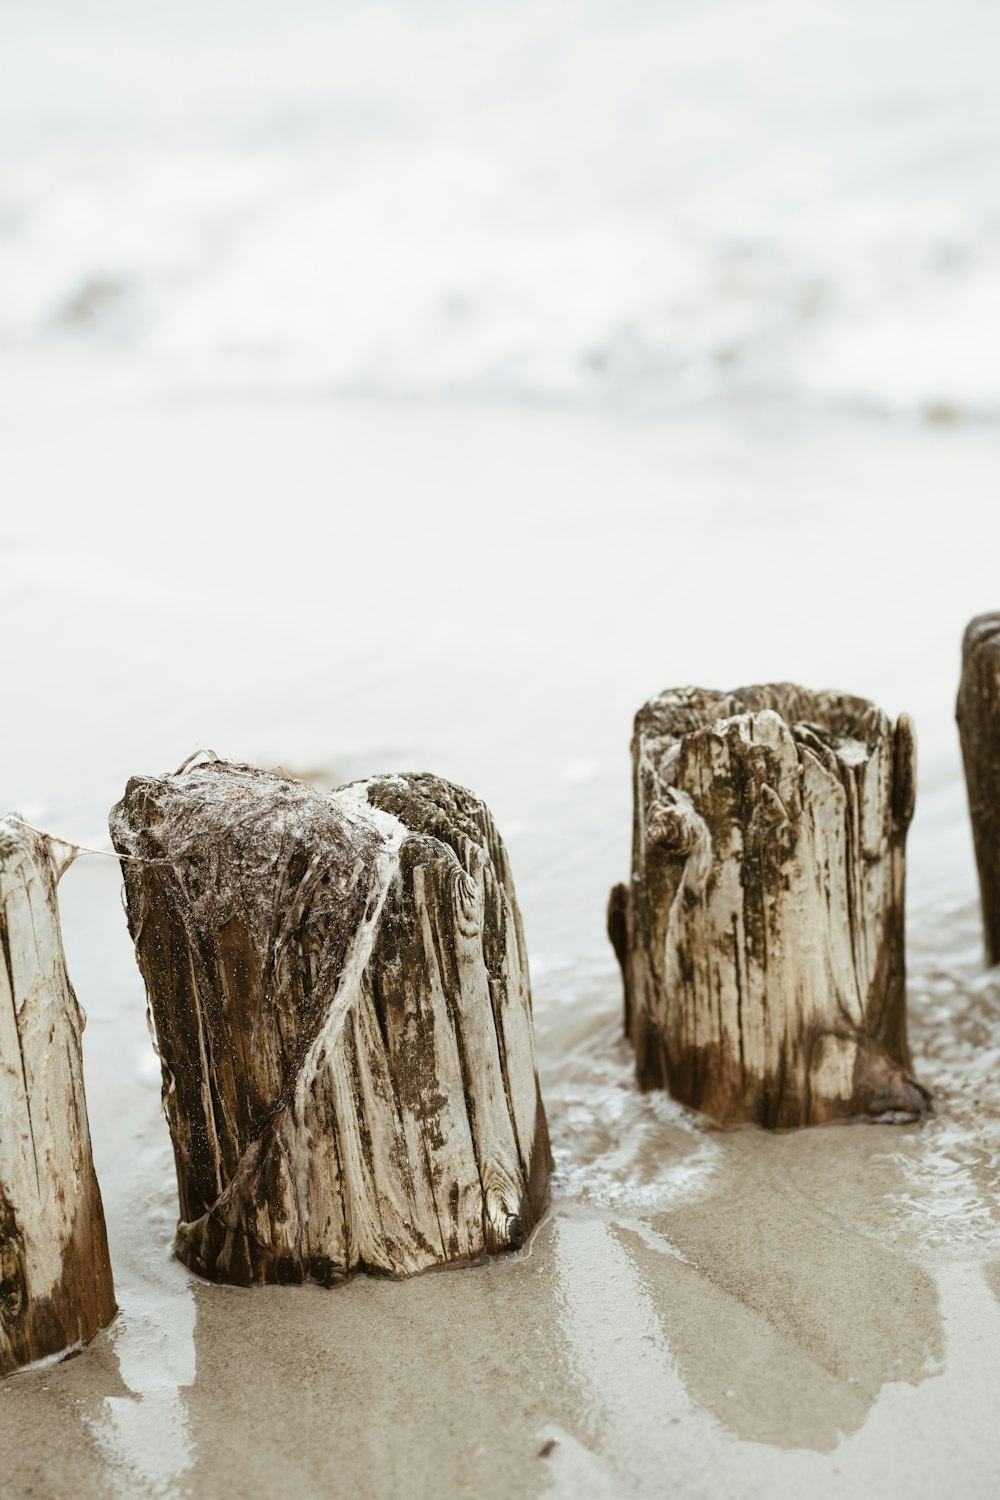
{"left": 957, "top": 613, "right": 1000, "bottom": 966}
{"left": 0, "top": 818, "right": 116, "bottom": 1376}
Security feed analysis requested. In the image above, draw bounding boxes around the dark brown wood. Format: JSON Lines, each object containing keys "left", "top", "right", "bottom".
{"left": 110, "top": 761, "right": 551, "bottom": 1286}
{"left": 0, "top": 818, "right": 116, "bottom": 1376}
{"left": 609, "top": 684, "right": 928, "bottom": 1128}
{"left": 957, "top": 613, "right": 1000, "bottom": 966}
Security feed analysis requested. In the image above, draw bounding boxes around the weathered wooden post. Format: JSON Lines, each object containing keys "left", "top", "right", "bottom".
{"left": 608, "top": 685, "right": 927, "bottom": 1128}
{"left": 957, "top": 613, "right": 1000, "bottom": 966}
{"left": 110, "top": 760, "right": 551, "bottom": 1286}
{"left": 0, "top": 817, "right": 116, "bottom": 1376}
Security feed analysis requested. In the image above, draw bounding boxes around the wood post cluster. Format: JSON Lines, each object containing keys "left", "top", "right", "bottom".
{"left": 6, "top": 611, "right": 1000, "bottom": 1368}
{"left": 109, "top": 762, "right": 551, "bottom": 1287}
{"left": 0, "top": 818, "right": 115, "bottom": 1376}
{"left": 609, "top": 684, "right": 928, "bottom": 1127}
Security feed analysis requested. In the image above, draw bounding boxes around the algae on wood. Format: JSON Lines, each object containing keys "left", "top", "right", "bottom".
{"left": 0, "top": 818, "right": 116, "bottom": 1376}
{"left": 957, "top": 613, "right": 1000, "bottom": 966}
{"left": 111, "top": 761, "right": 551, "bottom": 1286}
{"left": 609, "top": 685, "right": 928, "bottom": 1128}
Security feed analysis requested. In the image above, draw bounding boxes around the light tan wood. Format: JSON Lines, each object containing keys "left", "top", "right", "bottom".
{"left": 111, "top": 762, "right": 551, "bottom": 1286}
{"left": 609, "top": 685, "right": 927, "bottom": 1127}
{"left": 0, "top": 818, "right": 115, "bottom": 1376}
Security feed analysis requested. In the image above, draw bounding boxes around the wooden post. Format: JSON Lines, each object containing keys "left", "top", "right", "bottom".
{"left": 957, "top": 613, "right": 1000, "bottom": 966}
{"left": 609, "top": 685, "right": 928, "bottom": 1128}
{"left": 110, "top": 761, "right": 552, "bottom": 1286}
{"left": 0, "top": 818, "right": 116, "bottom": 1376}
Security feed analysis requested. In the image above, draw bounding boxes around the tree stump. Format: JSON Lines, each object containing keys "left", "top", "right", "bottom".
{"left": 957, "top": 613, "right": 1000, "bottom": 966}
{"left": 110, "top": 761, "right": 552, "bottom": 1286}
{"left": 0, "top": 818, "right": 116, "bottom": 1376}
{"left": 608, "top": 685, "right": 928, "bottom": 1128}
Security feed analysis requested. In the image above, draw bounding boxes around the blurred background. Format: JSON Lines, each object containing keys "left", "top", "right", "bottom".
{"left": 1, "top": 0, "right": 998, "bottom": 920}
{"left": 4, "top": 0, "right": 1000, "bottom": 416}
{"left": 4, "top": 9, "right": 1000, "bottom": 1497}
{"left": 3, "top": 0, "right": 995, "bottom": 876}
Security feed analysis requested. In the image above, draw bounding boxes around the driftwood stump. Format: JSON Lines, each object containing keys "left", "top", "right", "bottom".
{"left": 110, "top": 761, "right": 551, "bottom": 1286}
{"left": 0, "top": 818, "right": 116, "bottom": 1376}
{"left": 608, "top": 685, "right": 927, "bottom": 1128}
{"left": 957, "top": 613, "right": 1000, "bottom": 966}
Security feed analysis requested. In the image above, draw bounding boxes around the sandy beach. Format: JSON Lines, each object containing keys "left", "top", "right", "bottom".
{"left": 3, "top": 1, "right": 1000, "bottom": 1492}
{"left": 1, "top": 385, "right": 999, "bottom": 1497}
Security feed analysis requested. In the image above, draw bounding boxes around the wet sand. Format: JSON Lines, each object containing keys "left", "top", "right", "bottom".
{"left": 2, "top": 393, "right": 1000, "bottom": 1497}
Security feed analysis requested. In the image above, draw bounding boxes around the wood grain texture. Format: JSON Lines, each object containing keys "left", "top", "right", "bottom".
{"left": 609, "top": 685, "right": 928, "bottom": 1128}
{"left": 110, "top": 761, "right": 551, "bottom": 1286}
{"left": 957, "top": 613, "right": 1000, "bottom": 966}
{"left": 0, "top": 818, "right": 116, "bottom": 1376}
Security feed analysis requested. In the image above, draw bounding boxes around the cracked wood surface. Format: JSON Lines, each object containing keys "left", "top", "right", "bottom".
{"left": 608, "top": 685, "right": 928, "bottom": 1128}
{"left": 110, "top": 762, "right": 551, "bottom": 1286}
{"left": 957, "top": 613, "right": 1000, "bottom": 966}
{"left": 0, "top": 818, "right": 116, "bottom": 1376}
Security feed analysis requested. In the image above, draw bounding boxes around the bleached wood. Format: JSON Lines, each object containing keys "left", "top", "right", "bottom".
{"left": 0, "top": 818, "right": 116, "bottom": 1376}
{"left": 110, "top": 762, "right": 551, "bottom": 1286}
{"left": 957, "top": 613, "right": 1000, "bottom": 966}
{"left": 609, "top": 685, "right": 928, "bottom": 1128}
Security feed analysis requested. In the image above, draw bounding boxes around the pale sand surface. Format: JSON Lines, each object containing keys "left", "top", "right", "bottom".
{"left": 2, "top": 391, "right": 1000, "bottom": 1497}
